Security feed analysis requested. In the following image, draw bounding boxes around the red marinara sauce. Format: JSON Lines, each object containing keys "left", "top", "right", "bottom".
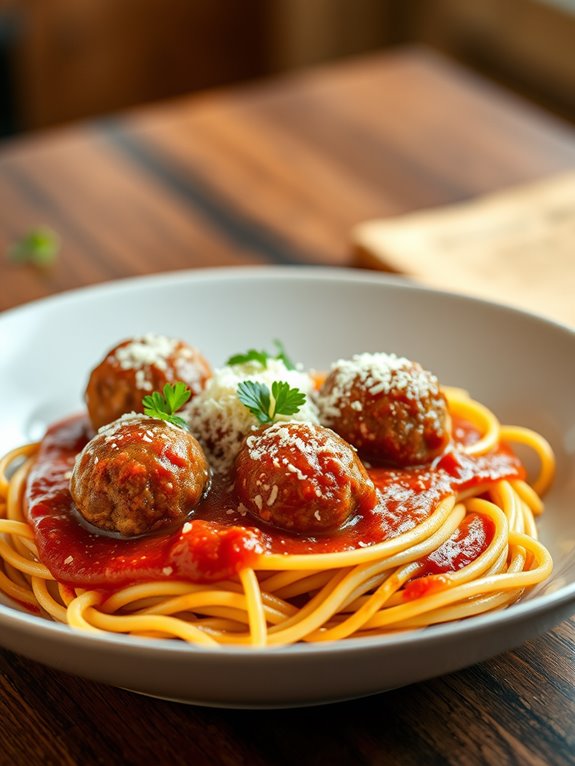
{"left": 25, "top": 416, "right": 264, "bottom": 588}
{"left": 25, "top": 415, "right": 524, "bottom": 590}
{"left": 401, "top": 512, "right": 497, "bottom": 601}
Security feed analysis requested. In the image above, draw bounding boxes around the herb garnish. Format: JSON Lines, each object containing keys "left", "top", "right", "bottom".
{"left": 227, "top": 349, "right": 269, "bottom": 368}
{"left": 272, "top": 339, "right": 296, "bottom": 370}
{"left": 8, "top": 227, "right": 60, "bottom": 268}
{"left": 237, "top": 380, "right": 306, "bottom": 424}
{"left": 226, "top": 340, "right": 296, "bottom": 371}
{"left": 142, "top": 382, "right": 191, "bottom": 428}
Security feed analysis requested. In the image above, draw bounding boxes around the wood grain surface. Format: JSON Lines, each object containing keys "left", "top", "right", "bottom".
{"left": 0, "top": 47, "right": 574, "bottom": 765}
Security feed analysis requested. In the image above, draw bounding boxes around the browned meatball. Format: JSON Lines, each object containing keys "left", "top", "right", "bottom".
{"left": 70, "top": 414, "right": 210, "bottom": 537}
{"left": 234, "top": 422, "right": 376, "bottom": 534}
{"left": 85, "top": 334, "right": 211, "bottom": 431}
{"left": 318, "top": 353, "right": 450, "bottom": 467}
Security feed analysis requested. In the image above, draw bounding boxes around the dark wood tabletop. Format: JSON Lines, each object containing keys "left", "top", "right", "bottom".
{"left": 1, "top": 46, "right": 574, "bottom": 766}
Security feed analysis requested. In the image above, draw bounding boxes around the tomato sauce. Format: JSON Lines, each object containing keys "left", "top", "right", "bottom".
{"left": 25, "top": 415, "right": 523, "bottom": 589}
{"left": 401, "top": 512, "right": 496, "bottom": 601}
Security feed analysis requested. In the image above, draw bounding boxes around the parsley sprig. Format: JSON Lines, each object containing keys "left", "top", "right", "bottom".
{"left": 142, "top": 382, "right": 191, "bottom": 428}
{"left": 8, "top": 227, "right": 60, "bottom": 268}
{"left": 226, "top": 340, "right": 296, "bottom": 370}
{"left": 237, "top": 380, "right": 306, "bottom": 424}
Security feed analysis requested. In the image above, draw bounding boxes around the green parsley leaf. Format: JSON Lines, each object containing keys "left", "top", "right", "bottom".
{"left": 237, "top": 380, "right": 272, "bottom": 423}
{"left": 271, "top": 380, "right": 306, "bottom": 416}
{"left": 226, "top": 349, "right": 269, "bottom": 368}
{"left": 163, "top": 381, "right": 191, "bottom": 413}
{"left": 8, "top": 227, "right": 60, "bottom": 268}
{"left": 237, "top": 380, "right": 306, "bottom": 424}
{"left": 226, "top": 340, "right": 297, "bottom": 370}
{"left": 142, "top": 382, "right": 191, "bottom": 429}
{"left": 272, "top": 339, "right": 296, "bottom": 370}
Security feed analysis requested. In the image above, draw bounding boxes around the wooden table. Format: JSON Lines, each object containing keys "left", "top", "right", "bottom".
{"left": 1, "top": 47, "right": 574, "bottom": 766}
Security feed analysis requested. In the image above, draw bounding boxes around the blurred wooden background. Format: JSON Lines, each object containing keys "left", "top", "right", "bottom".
{"left": 0, "top": 0, "right": 574, "bottom": 136}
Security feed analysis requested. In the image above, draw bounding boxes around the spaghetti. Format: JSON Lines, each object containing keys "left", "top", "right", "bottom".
{"left": 0, "top": 387, "right": 554, "bottom": 648}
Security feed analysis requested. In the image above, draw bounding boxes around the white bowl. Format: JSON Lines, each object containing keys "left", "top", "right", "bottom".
{"left": 1, "top": 266, "right": 574, "bottom": 708}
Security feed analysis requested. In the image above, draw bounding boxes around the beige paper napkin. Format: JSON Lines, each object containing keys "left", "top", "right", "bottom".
{"left": 352, "top": 172, "right": 575, "bottom": 328}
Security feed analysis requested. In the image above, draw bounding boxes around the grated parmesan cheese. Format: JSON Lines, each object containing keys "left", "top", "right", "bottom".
{"left": 98, "top": 411, "right": 151, "bottom": 436}
{"left": 242, "top": 420, "right": 372, "bottom": 504}
{"left": 318, "top": 352, "right": 440, "bottom": 423}
{"left": 113, "top": 334, "right": 177, "bottom": 372}
{"left": 97, "top": 412, "right": 181, "bottom": 443}
{"left": 110, "top": 333, "right": 208, "bottom": 394}
{"left": 184, "top": 358, "right": 319, "bottom": 472}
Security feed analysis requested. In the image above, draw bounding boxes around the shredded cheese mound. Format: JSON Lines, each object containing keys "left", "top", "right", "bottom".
{"left": 185, "top": 359, "right": 319, "bottom": 472}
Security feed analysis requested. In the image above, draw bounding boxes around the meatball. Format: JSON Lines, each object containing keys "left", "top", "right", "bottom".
{"left": 70, "top": 414, "right": 210, "bottom": 537}
{"left": 317, "top": 353, "right": 450, "bottom": 467}
{"left": 85, "top": 334, "right": 211, "bottom": 431}
{"left": 234, "top": 422, "right": 376, "bottom": 534}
